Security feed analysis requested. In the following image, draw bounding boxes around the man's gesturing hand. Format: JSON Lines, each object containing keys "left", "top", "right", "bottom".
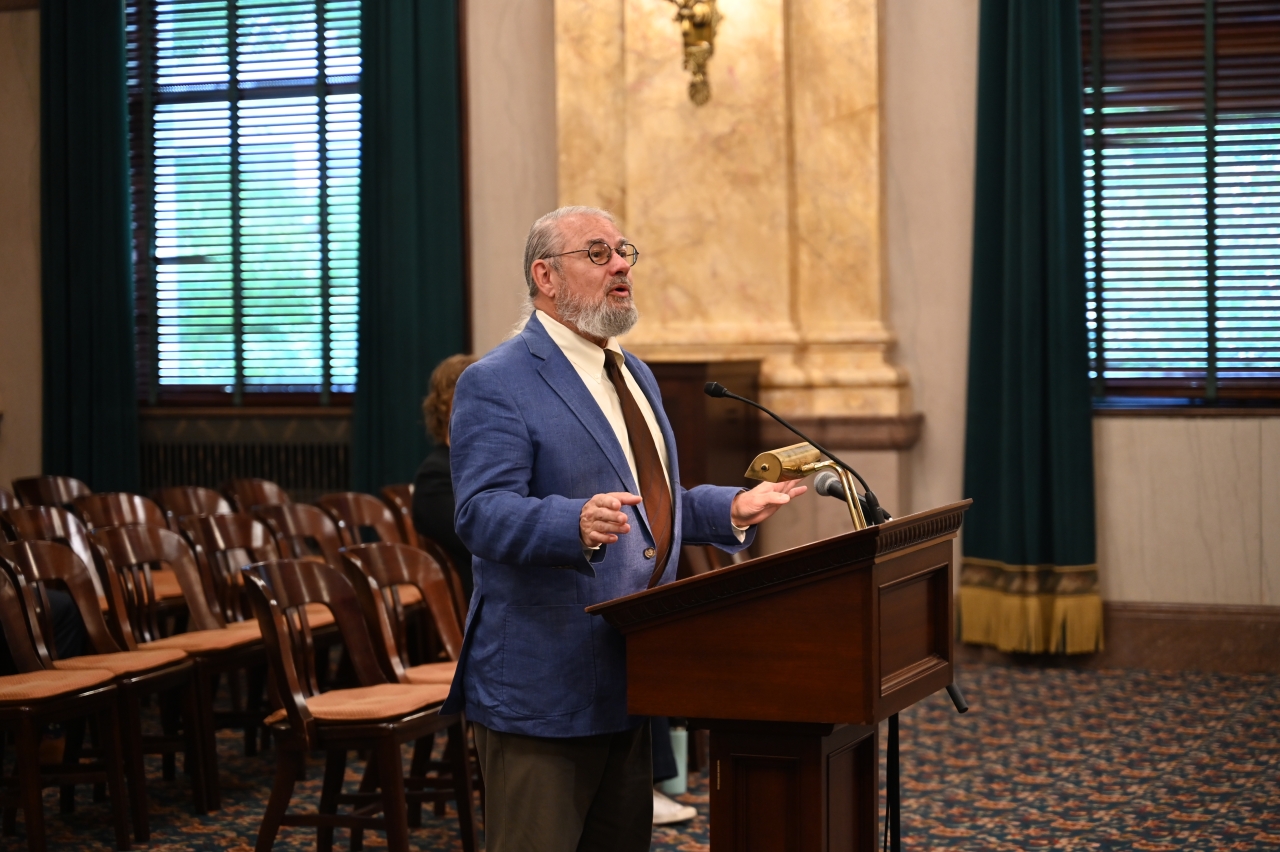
{"left": 730, "top": 479, "right": 808, "bottom": 528}
{"left": 580, "top": 492, "right": 644, "bottom": 548}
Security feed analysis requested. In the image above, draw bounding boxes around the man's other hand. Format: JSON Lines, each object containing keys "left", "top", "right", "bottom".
{"left": 580, "top": 492, "right": 644, "bottom": 548}
{"left": 730, "top": 479, "right": 808, "bottom": 528}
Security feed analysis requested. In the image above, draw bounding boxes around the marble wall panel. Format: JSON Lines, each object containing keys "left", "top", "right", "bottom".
{"left": 1262, "top": 419, "right": 1280, "bottom": 606}
{"left": 466, "top": 0, "right": 558, "bottom": 353}
{"left": 621, "top": 0, "right": 794, "bottom": 346}
{"left": 0, "top": 10, "right": 42, "bottom": 488}
{"left": 1094, "top": 417, "right": 1263, "bottom": 606}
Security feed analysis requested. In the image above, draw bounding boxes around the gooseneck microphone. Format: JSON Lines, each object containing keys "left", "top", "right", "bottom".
{"left": 704, "top": 381, "right": 889, "bottom": 525}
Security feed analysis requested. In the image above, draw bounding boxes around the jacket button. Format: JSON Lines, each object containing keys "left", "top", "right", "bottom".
{"left": 644, "top": 547, "right": 656, "bottom": 559}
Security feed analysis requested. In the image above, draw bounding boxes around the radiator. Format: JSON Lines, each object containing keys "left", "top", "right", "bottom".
{"left": 139, "top": 413, "right": 351, "bottom": 504}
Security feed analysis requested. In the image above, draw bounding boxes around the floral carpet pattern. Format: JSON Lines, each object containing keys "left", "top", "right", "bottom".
{"left": 7, "top": 663, "right": 1278, "bottom": 850}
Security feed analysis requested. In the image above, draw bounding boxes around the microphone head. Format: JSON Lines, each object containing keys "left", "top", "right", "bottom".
{"left": 813, "top": 470, "right": 845, "bottom": 499}
{"left": 704, "top": 381, "right": 729, "bottom": 398}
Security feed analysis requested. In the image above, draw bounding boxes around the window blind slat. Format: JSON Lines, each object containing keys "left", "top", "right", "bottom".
{"left": 1083, "top": 0, "right": 1280, "bottom": 399}
{"left": 129, "top": 0, "right": 362, "bottom": 399}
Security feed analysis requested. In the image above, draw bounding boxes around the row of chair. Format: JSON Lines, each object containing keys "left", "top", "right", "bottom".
{"left": 0, "top": 478, "right": 478, "bottom": 852}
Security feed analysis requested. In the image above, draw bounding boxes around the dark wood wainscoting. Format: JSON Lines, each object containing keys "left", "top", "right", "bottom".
{"left": 958, "top": 602, "right": 1280, "bottom": 674}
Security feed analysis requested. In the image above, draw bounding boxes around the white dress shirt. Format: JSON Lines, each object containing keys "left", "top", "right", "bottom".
{"left": 536, "top": 310, "right": 748, "bottom": 545}
{"left": 537, "top": 310, "right": 671, "bottom": 490}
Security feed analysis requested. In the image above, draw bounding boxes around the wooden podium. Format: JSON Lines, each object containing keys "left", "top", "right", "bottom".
{"left": 588, "top": 501, "right": 970, "bottom": 852}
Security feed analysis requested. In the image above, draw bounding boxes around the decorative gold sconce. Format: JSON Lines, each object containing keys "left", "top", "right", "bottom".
{"left": 663, "top": 0, "right": 721, "bottom": 105}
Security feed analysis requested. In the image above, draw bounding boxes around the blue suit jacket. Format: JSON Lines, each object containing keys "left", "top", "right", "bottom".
{"left": 440, "top": 314, "right": 755, "bottom": 737}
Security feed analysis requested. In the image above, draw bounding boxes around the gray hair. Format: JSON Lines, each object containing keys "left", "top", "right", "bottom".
{"left": 523, "top": 206, "right": 619, "bottom": 298}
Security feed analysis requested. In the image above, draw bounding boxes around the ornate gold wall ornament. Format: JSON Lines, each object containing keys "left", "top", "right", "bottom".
{"left": 663, "top": 0, "right": 721, "bottom": 105}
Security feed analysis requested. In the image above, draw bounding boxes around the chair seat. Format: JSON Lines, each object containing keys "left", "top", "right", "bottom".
{"left": 398, "top": 585, "right": 423, "bottom": 606}
{"left": 0, "top": 669, "right": 115, "bottom": 702}
{"left": 404, "top": 661, "right": 457, "bottom": 685}
{"left": 307, "top": 682, "right": 450, "bottom": 722}
{"left": 145, "top": 628, "right": 259, "bottom": 653}
{"left": 152, "top": 568, "right": 185, "bottom": 600}
{"left": 54, "top": 648, "right": 188, "bottom": 677}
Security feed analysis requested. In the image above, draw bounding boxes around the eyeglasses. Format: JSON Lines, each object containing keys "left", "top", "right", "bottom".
{"left": 543, "top": 240, "right": 640, "bottom": 267}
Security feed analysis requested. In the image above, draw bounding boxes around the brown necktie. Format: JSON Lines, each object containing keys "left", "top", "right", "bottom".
{"left": 603, "top": 350, "right": 673, "bottom": 588}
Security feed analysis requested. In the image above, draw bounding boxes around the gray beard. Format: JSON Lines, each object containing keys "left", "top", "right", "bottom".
{"left": 558, "top": 286, "right": 639, "bottom": 340}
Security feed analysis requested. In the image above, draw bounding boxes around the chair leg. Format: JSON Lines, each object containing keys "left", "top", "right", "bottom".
{"left": 182, "top": 681, "right": 208, "bottom": 813}
{"left": 256, "top": 746, "right": 300, "bottom": 852}
{"left": 194, "top": 666, "right": 222, "bottom": 811}
{"left": 98, "top": 703, "right": 133, "bottom": 851}
{"left": 60, "top": 718, "right": 85, "bottom": 814}
{"left": 160, "top": 690, "right": 180, "bottom": 782}
{"left": 317, "top": 748, "right": 346, "bottom": 852}
{"left": 351, "top": 751, "right": 379, "bottom": 852}
{"left": 377, "top": 739, "right": 410, "bottom": 852}
{"left": 16, "top": 716, "right": 46, "bottom": 852}
{"left": 448, "top": 722, "right": 478, "bottom": 852}
{"left": 406, "top": 734, "right": 431, "bottom": 828}
{"left": 120, "top": 690, "right": 151, "bottom": 843}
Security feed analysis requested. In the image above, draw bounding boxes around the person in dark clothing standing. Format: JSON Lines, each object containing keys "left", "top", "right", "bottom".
{"left": 412, "top": 353, "right": 478, "bottom": 602}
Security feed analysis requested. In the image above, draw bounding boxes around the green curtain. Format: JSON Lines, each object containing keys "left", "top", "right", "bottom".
{"left": 961, "top": 0, "right": 1101, "bottom": 654}
{"left": 39, "top": 0, "right": 139, "bottom": 493}
{"left": 352, "top": 0, "right": 468, "bottom": 493}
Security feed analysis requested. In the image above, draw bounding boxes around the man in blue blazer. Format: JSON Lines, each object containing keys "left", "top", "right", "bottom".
{"left": 443, "top": 206, "right": 805, "bottom": 851}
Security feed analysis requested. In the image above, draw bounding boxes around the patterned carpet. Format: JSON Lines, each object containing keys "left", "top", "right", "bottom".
{"left": 7, "top": 663, "right": 1278, "bottom": 850}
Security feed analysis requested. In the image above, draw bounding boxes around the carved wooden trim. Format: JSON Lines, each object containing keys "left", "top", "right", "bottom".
{"left": 591, "top": 501, "right": 971, "bottom": 631}
{"left": 881, "top": 653, "right": 947, "bottom": 696}
{"left": 592, "top": 532, "right": 879, "bottom": 630}
{"left": 874, "top": 501, "right": 969, "bottom": 557}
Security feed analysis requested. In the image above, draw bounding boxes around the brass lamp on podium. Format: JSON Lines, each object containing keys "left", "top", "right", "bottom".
{"left": 744, "top": 442, "right": 869, "bottom": 530}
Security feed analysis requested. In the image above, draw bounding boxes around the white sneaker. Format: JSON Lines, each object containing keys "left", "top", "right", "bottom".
{"left": 652, "top": 788, "right": 697, "bottom": 825}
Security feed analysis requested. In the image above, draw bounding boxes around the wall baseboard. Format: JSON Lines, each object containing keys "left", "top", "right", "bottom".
{"left": 956, "top": 602, "right": 1280, "bottom": 674}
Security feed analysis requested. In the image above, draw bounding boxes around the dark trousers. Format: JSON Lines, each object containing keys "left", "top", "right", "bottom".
{"left": 651, "top": 716, "right": 678, "bottom": 783}
{"left": 472, "top": 722, "right": 653, "bottom": 852}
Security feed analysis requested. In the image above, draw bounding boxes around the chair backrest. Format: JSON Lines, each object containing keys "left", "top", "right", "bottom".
{"left": 1, "top": 538, "right": 127, "bottom": 658}
{"left": 0, "top": 487, "right": 15, "bottom": 512}
{"left": 12, "top": 474, "right": 92, "bottom": 509}
{"left": 180, "top": 513, "right": 279, "bottom": 625}
{"left": 73, "top": 492, "right": 168, "bottom": 531}
{"left": 91, "top": 524, "right": 223, "bottom": 647}
{"left": 223, "top": 478, "right": 291, "bottom": 513}
{"left": 0, "top": 550, "right": 53, "bottom": 672}
{"left": 242, "top": 560, "right": 391, "bottom": 746}
{"left": 416, "top": 535, "right": 470, "bottom": 627}
{"left": 339, "top": 543, "right": 465, "bottom": 681}
{"left": 318, "top": 491, "right": 404, "bottom": 547}
{"left": 1, "top": 505, "right": 106, "bottom": 597}
{"left": 152, "top": 486, "right": 234, "bottom": 529}
{"left": 253, "top": 503, "right": 344, "bottom": 567}
{"left": 379, "top": 484, "right": 420, "bottom": 549}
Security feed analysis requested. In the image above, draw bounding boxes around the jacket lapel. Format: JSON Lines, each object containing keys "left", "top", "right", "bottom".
{"left": 522, "top": 316, "right": 649, "bottom": 531}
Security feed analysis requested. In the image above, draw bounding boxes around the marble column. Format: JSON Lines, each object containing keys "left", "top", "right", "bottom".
{"left": 555, "top": 0, "right": 910, "bottom": 419}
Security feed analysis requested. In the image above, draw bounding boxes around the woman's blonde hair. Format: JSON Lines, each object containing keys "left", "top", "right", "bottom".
{"left": 423, "top": 353, "right": 478, "bottom": 444}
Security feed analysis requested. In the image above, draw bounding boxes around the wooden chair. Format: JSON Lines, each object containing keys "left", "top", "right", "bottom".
{"left": 379, "top": 484, "right": 418, "bottom": 548}
{"left": 318, "top": 492, "right": 405, "bottom": 547}
{"left": 180, "top": 513, "right": 336, "bottom": 632}
{"left": 223, "top": 478, "right": 290, "bottom": 513}
{"left": 0, "top": 558, "right": 131, "bottom": 852}
{"left": 340, "top": 543, "right": 479, "bottom": 823}
{"left": 11, "top": 475, "right": 91, "bottom": 510}
{"left": 339, "top": 543, "right": 461, "bottom": 684}
{"left": 0, "top": 539, "right": 205, "bottom": 839}
{"left": 90, "top": 524, "right": 263, "bottom": 810}
{"left": 253, "top": 502, "right": 344, "bottom": 568}
{"left": 1, "top": 506, "right": 106, "bottom": 598}
{"left": 151, "top": 486, "right": 233, "bottom": 530}
{"left": 72, "top": 493, "right": 168, "bottom": 531}
{"left": 0, "top": 488, "right": 15, "bottom": 512}
{"left": 415, "top": 536, "right": 470, "bottom": 630}
{"left": 241, "top": 560, "right": 477, "bottom": 852}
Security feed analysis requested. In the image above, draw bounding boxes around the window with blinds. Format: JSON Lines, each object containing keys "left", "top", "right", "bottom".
{"left": 1082, "top": 0, "right": 1280, "bottom": 403}
{"left": 127, "top": 0, "right": 361, "bottom": 405}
